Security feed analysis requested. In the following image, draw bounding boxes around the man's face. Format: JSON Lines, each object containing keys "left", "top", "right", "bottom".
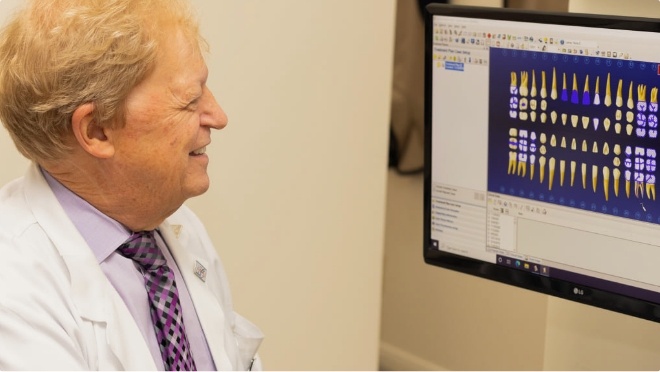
{"left": 109, "top": 30, "right": 226, "bottom": 214}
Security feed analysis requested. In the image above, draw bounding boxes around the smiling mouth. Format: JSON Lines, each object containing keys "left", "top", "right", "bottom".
{"left": 190, "top": 146, "right": 207, "bottom": 156}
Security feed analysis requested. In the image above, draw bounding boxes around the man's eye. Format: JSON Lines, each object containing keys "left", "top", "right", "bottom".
{"left": 185, "top": 100, "right": 199, "bottom": 111}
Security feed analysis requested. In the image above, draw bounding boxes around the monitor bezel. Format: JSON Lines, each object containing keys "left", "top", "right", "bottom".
{"left": 423, "top": 3, "right": 660, "bottom": 323}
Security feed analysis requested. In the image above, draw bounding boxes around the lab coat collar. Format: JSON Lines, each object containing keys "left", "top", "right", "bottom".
{"left": 24, "top": 163, "right": 157, "bottom": 370}
{"left": 159, "top": 219, "right": 236, "bottom": 370}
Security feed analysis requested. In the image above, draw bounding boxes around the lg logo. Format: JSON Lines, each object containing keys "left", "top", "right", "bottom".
{"left": 573, "top": 287, "right": 584, "bottom": 296}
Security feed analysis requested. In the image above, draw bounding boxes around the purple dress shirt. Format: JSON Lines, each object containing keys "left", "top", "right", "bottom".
{"left": 42, "top": 169, "right": 216, "bottom": 371}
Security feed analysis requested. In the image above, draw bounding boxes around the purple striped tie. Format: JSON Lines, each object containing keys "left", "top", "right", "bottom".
{"left": 118, "top": 231, "right": 197, "bottom": 371}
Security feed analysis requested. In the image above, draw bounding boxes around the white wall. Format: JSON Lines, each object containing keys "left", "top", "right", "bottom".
{"left": 0, "top": 1, "right": 395, "bottom": 370}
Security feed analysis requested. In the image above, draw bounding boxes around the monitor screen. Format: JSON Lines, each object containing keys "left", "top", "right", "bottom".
{"left": 424, "top": 4, "right": 660, "bottom": 322}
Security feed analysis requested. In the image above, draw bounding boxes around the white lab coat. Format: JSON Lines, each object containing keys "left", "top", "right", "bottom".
{"left": 0, "top": 163, "right": 263, "bottom": 370}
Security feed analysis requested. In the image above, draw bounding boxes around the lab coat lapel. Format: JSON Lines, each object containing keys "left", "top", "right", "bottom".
{"left": 24, "top": 164, "right": 157, "bottom": 370}
{"left": 159, "top": 220, "right": 235, "bottom": 370}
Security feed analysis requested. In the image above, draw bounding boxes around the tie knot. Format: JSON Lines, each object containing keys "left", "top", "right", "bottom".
{"left": 118, "top": 230, "right": 166, "bottom": 270}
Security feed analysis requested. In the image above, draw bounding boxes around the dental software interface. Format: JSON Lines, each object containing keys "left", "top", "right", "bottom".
{"left": 430, "top": 15, "right": 660, "bottom": 297}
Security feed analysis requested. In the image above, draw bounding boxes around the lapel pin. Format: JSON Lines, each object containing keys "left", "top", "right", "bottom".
{"left": 194, "top": 260, "right": 207, "bottom": 282}
{"left": 171, "top": 224, "right": 182, "bottom": 239}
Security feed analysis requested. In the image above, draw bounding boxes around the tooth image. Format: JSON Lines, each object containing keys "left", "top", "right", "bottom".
{"left": 582, "top": 163, "right": 587, "bottom": 189}
{"left": 541, "top": 100, "right": 547, "bottom": 111}
{"left": 651, "top": 87, "right": 658, "bottom": 112}
{"left": 582, "top": 139, "right": 588, "bottom": 152}
{"left": 510, "top": 110, "right": 518, "bottom": 119}
{"left": 540, "top": 156, "right": 547, "bottom": 183}
{"left": 593, "top": 117, "right": 600, "bottom": 131}
{"left": 626, "top": 111, "right": 634, "bottom": 123}
{"left": 605, "top": 73, "right": 612, "bottom": 107}
{"left": 614, "top": 157, "right": 621, "bottom": 167}
{"left": 561, "top": 73, "right": 568, "bottom": 101}
{"left": 582, "top": 74, "right": 590, "bottom": 105}
{"left": 520, "top": 71, "right": 529, "bottom": 97}
{"left": 509, "top": 128, "right": 518, "bottom": 136}
{"left": 571, "top": 114, "right": 578, "bottom": 128}
{"left": 509, "top": 137, "right": 518, "bottom": 150}
{"left": 592, "top": 141, "right": 598, "bottom": 153}
{"left": 614, "top": 144, "right": 621, "bottom": 155}
{"left": 520, "top": 97, "right": 528, "bottom": 110}
{"left": 603, "top": 166, "right": 610, "bottom": 201}
{"left": 520, "top": 111, "right": 529, "bottom": 121}
{"left": 582, "top": 116, "right": 589, "bottom": 129}
{"left": 531, "top": 70, "right": 537, "bottom": 97}
{"left": 592, "top": 165, "right": 598, "bottom": 193}
{"left": 551, "top": 68, "right": 558, "bottom": 100}
{"left": 604, "top": 118, "right": 611, "bottom": 131}
{"left": 530, "top": 111, "right": 537, "bottom": 122}
{"left": 541, "top": 70, "right": 547, "bottom": 98}
{"left": 561, "top": 136, "right": 567, "bottom": 148}
{"left": 540, "top": 145, "right": 547, "bottom": 155}
{"left": 626, "top": 124, "right": 633, "bottom": 135}
{"left": 570, "top": 161, "right": 577, "bottom": 186}
{"left": 560, "top": 160, "right": 566, "bottom": 186}
{"left": 571, "top": 73, "right": 579, "bottom": 104}
{"left": 615, "top": 122, "right": 622, "bottom": 134}
{"left": 647, "top": 181, "right": 656, "bottom": 201}
{"left": 550, "top": 134, "right": 557, "bottom": 147}
{"left": 625, "top": 169, "right": 632, "bottom": 198}
{"left": 613, "top": 168, "right": 621, "bottom": 197}
{"left": 627, "top": 81, "right": 634, "bottom": 109}
{"left": 551, "top": 111, "right": 558, "bottom": 124}
{"left": 541, "top": 112, "right": 547, "bottom": 123}
{"left": 616, "top": 79, "right": 623, "bottom": 107}
{"left": 530, "top": 99, "right": 537, "bottom": 110}
{"left": 638, "top": 84, "right": 647, "bottom": 112}
{"left": 549, "top": 157, "right": 556, "bottom": 190}
{"left": 571, "top": 138, "right": 577, "bottom": 150}
{"left": 530, "top": 154, "right": 536, "bottom": 180}
{"left": 508, "top": 151, "right": 517, "bottom": 174}
{"left": 594, "top": 76, "right": 601, "bottom": 105}
{"left": 518, "top": 153, "right": 527, "bottom": 177}
{"left": 603, "top": 142, "right": 610, "bottom": 155}
{"left": 615, "top": 110, "right": 622, "bottom": 121}
{"left": 510, "top": 72, "right": 518, "bottom": 94}
{"left": 540, "top": 133, "right": 547, "bottom": 144}
{"left": 645, "top": 173, "right": 656, "bottom": 200}
{"left": 635, "top": 174, "right": 645, "bottom": 199}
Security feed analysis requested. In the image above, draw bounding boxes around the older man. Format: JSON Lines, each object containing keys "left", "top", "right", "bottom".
{"left": 0, "top": 0, "right": 262, "bottom": 370}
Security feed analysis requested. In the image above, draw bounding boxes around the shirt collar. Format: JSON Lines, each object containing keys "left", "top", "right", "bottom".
{"left": 41, "top": 168, "right": 131, "bottom": 264}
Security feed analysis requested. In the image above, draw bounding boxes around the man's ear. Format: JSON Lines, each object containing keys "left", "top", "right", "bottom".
{"left": 71, "top": 103, "right": 115, "bottom": 159}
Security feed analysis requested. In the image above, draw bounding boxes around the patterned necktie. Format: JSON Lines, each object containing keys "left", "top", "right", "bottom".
{"left": 118, "top": 230, "right": 197, "bottom": 371}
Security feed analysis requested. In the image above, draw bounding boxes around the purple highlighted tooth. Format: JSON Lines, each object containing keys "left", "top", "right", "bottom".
{"left": 571, "top": 89, "right": 579, "bottom": 104}
{"left": 637, "top": 113, "right": 647, "bottom": 127}
{"left": 637, "top": 101, "right": 648, "bottom": 112}
{"left": 582, "top": 91, "right": 590, "bottom": 105}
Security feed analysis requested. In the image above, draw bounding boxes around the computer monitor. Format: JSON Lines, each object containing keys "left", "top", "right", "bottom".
{"left": 424, "top": 3, "right": 660, "bottom": 322}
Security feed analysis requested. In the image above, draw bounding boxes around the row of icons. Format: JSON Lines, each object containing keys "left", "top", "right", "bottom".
{"left": 435, "top": 25, "right": 569, "bottom": 45}
{"left": 488, "top": 198, "right": 548, "bottom": 215}
{"left": 497, "top": 255, "right": 551, "bottom": 276}
{"left": 433, "top": 53, "right": 487, "bottom": 66}
{"left": 434, "top": 26, "right": 632, "bottom": 60}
